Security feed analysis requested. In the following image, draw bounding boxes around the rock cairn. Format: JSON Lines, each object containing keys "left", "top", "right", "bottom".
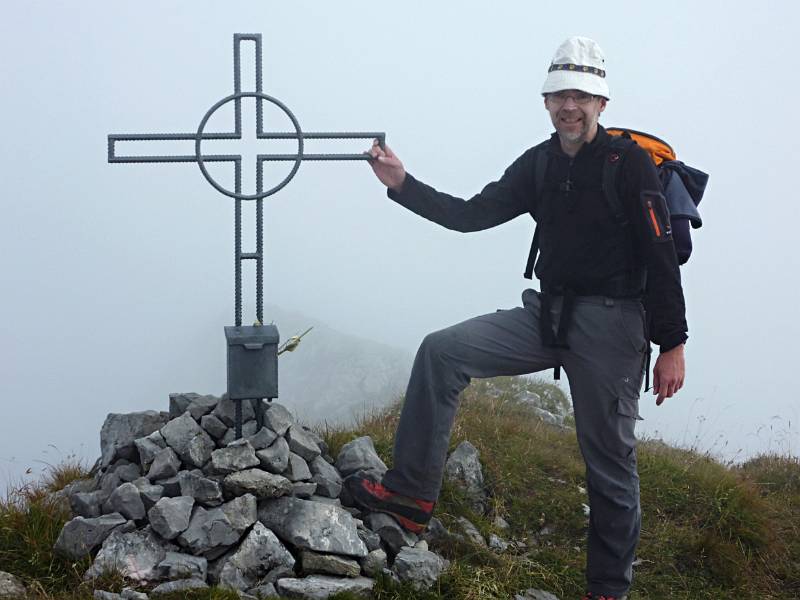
{"left": 53, "top": 393, "right": 449, "bottom": 599}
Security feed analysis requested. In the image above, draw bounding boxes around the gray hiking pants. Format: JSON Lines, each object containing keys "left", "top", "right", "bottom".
{"left": 382, "top": 288, "right": 647, "bottom": 597}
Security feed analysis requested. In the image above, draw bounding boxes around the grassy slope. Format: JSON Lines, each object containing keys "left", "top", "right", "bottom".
{"left": 2, "top": 376, "right": 798, "bottom": 600}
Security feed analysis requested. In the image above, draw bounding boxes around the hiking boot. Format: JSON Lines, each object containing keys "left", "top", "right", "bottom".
{"left": 344, "top": 472, "right": 435, "bottom": 534}
{"left": 581, "top": 593, "right": 628, "bottom": 600}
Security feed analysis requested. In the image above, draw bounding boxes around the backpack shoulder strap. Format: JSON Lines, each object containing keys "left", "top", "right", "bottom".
{"left": 603, "top": 133, "right": 638, "bottom": 226}
{"left": 524, "top": 143, "right": 551, "bottom": 279}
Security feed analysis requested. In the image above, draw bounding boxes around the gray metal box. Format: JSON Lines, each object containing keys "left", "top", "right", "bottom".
{"left": 224, "top": 324, "right": 279, "bottom": 400}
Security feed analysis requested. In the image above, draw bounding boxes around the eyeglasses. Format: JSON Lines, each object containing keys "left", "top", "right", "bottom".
{"left": 546, "top": 91, "right": 597, "bottom": 106}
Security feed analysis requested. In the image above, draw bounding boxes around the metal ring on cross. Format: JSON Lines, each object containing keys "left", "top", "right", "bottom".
{"left": 195, "top": 91, "right": 304, "bottom": 200}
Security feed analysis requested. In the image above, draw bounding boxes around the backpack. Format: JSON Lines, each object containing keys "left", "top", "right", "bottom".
{"left": 523, "top": 127, "right": 708, "bottom": 280}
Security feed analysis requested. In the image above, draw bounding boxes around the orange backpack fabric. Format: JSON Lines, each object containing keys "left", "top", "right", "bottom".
{"left": 606, "top": 127, "right": 675, "bottom": 166}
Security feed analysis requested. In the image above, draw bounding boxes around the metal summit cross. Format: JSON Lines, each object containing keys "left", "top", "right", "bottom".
{"left": 108, "top": 33, "right": 385, "bottom": 436}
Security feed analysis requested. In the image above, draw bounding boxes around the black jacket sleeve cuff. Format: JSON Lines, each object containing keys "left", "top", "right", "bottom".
{"left": 659, "top": 333, "right": 688, "bottom": 354}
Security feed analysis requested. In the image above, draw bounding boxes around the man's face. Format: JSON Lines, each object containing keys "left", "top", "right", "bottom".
{"left": 544, "top": 89, "right": 607, "bottom": 145}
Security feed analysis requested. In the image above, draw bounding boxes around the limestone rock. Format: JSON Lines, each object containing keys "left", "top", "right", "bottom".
{"left": 200, "top": 414, "right": 228, "bottom": 441}
{"left": 100, "top": 411, "right": 168, "bottom": 467}
{"left": 444, "top": 441, "right": 487, "bottom": 514}
{"left": 275, "top": 575, "right": 375, "bottom": 599}
{"left": 177, "top": 495, "right": 256, "bottom": 556}
{"left": 150, "top": 578, "right": 208, "bottom": 595}
{"left": 112, "top": 462, "right": 142, "bottom": 483}
{"left": 106, "top": 483, "right": 146, "bottom": 521}
{"left": 245, "top": 426, "right": 278, "bottom": 450}
{"left": 309, "top": 456, "right": 342, "bottom": 499}
{"left": 120, "top": 589, "right": 148, "bottom": 600}
{"left": 258, "top": 497, "right": 368, "bottom": 558}
{"left": 147, "top": 447, "right": 181, "bottom": 481}
{"left": 514, "top": 589, "right": 561, "bottom": 600}
{"left": 157, "top": 550, "right": 207, "bottom": 581}
{"left": 335, "top": 437, "right": 387, "bottom": 478}
{"left": 257, "top": 437, "right": 290, "bottom": 473}
{"left": 148, "top": 496, "right": 194, "bottom": 540}
{"left": 286, "top": 453, "right": 312, "bottom": 482}
{"left": 0, "top": 571, "right": 26, "bottom": 599}
{"left": 160, "top": 413, "right": 215, "bottom": 468}
{"left": 286, "top": 425, "right": 322, "bottom": 462}
{"left": 223, "top": 469, "right": 293, "bottom": 499}
{"left": 178, "top": 470, "right": 223, "bottom": 506}
{"left": 456, "top": 516, "right": 486, "bottom": 547}
{"left": 212, "top": 396, "right": 255, "bottom": 428}
{"left": 169, "top": 392, "right": 201, "bottom": 418}
{"left": 84, "top": 529, "right": 171, "bottom": 582}
{"left": 70, "top": 491, "right": 103, "bottom": 518}
{"left": 359, "top": 548, "right": 387, "bottom": 578}
{"left": 392, "top": 546, "right": 449, "bottom": 591}
{"left": 221, "top": 420, "right": 259, "bottom": 446}
{"left": 212, "top": 522, "right": 296, "bottom": 590}
{"left": 291, "top": 482, "right": 317, "bottom": 498}
{"left": 300, "top": 550, "right": 361, "bottom": 578}
{"left": 263, "top": 402, "right": 293, "bottom": 436}
{"left": 186, "top": 394, "right": 218, "bottom": 420}
{"left": 93, "top": 592, "right": 121, "bottom": 600}
{"left": 488, "top": 533, "right": 510, "bottom": 552}
{"left": 134, "top": 430, "right": 166, "bottom": 469}
{"left": 211, "top": 440, "right": 259, "bottom": 474}
{"left": 363, "top": 512, "right": 417, "bottom": 555}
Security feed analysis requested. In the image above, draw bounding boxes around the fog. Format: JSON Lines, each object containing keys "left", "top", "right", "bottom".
{"left": 2, "top": 1, "right": 798, "bottom": 489}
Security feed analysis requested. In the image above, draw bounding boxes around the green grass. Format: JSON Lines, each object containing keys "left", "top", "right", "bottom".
{"left": 3, "top": 377, "right": 799, "bottom": 599}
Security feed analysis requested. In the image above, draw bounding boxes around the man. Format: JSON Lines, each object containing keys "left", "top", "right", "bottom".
{"left": 347, "top": 37, "right": 687, "bottom": 600}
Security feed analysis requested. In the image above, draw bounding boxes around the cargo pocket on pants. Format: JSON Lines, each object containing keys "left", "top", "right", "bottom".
{"left": 617, "top": 394, "right": 644, "bottom": 421}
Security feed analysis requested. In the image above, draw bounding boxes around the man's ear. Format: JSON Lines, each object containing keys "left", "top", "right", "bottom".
{"left": 598, "top": 97, "right": 607, "bottom": 113}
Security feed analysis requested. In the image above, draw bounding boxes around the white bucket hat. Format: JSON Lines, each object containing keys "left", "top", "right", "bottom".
{"left": 541, "top": 36, "right": 609, "bottom": 99}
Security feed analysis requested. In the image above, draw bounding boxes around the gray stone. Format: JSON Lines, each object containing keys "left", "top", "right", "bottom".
{"left": 155, "top": 474, "right": 181, "bottom": 497}
{"left": 392, "top": 546, "right": 449, "bottom": 591}
{"left": 221, "top": 420, "right": 259, "bottom": 446}
{"left": 359, "top": 548, "right": 387, "bottom": 578}
{"left": 310, "top": 495, "right": 342, "bottom": 508}
{"left": 97, "top": 471, "right": 122, "bottom": 502}
{"left": 513, "top": 589, "right": 561, "bottom": 600}
{"left": 93, "top": 592, "right": 122, "bottom": 600}
{"left": 178, "top": 470, "right": 223, "bottom": 506}
{"left": 356, "top": 526, "right": 382, "bottom": 552}
{"left": 148, "top": 496, "right": 194, "bottom": 539}
{"left": 243, "top": 426, "right": 277, "bottom": 451}
{"left": 335, "top": 437, "right": 387, "bottom": 478}
{"left": 363, "top": 512, "right": 417, "bottom": 555}
{"left": 0, "top": 571, "right": 26, "bottom": 599}
{"left": 106, "top": 482, "right": 146, "bottom": 521}
{"left": 488, "top": 533, "right": 510, "bottom": 552}
{"left": 213, "top": 522, "right": 296, "bottom": 590}
{"left": 177, "top": 495, "right": 256, "bottom": 555}
{"left": 169, "top": 392, "right": 201, "bottom": 419}
{"left": 309, "top": 456, "right": 342, "bottom": 498}
{"left": 285, "top": 453, "right": 312, "bottom": 482}
{"left": 200, "top": 414, "right": 228, "bottom": 440}
{"left": 120, "top": 589, "right": 149, "bottom": 600}
{"left": 291, "top": 482, "right": 317, "bottom": 498}
{"left": 258, "top": 497, "right": 368, "bottom": 558}
{"left": 150, "top": 578, "right": 208, "bottom": 595}
{"left": 286, "top": 426, "right": 322, "bottom": 462}
{"left": 212, "top": 396, "right": 255, "bottom": 428}
{"left": 211, "top": 440, "right": 260, "bottom": 474}
{"left": 53, "top": 513, "right": 127, "bottom": 559}
{"left": 134, "top": 430, "right": 167, "bottom": 469}
{"left": 84, "top": 529, "right": 170, "bottom": 582}
{"left": 156, "top": 551, "right": 207, "bottom": 580}
{"left": 444, "top": 441, "right": 487, "bottom": 514}
{"left": 456, "top": 516, "right": 486, "bottom": 547}
{"left": 257, "top": 437, "right": 290, "bottom": 473}
{"left": 300, "top": 550, "right": 360, "bottom": 578}
{"left": 112, "top": 463, "right": 142, "bottom": 483}
{"left": 223, "top": 469, "right": 293, "bottom": 499}
{"left": 135, "top": 472, "right": 166, "bottom": 499}
{"left": 100, "top": 411, "right": 169, "bottom": 467}
{"left": 275, "top": 576, "right": 375, "bottom": 599}
{"left": 247, "top": 583, "right": 277, "bottom": 599}
{"left": 493, "top": 515, "right": 510, "bottom": 530}
{"left": 147, "top": 447, "right": 181, "bottom": 481}
{"left": 187, "top": 394, "right": 219, "bottom": 420}
{"left": 160, "top": 412, "right": 215, "bottom": 468}
{"left": 71, "top": 491, "right": 103, "bottom": 518}
{"left": 263, "top": 402, "right": 293, "bottom": 436}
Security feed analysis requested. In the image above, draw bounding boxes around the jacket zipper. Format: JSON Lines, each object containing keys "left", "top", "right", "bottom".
{"left": 646, "top": 199, "right": 662, "bottom": 237}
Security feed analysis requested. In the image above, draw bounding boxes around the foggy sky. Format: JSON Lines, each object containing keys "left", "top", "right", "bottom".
{"left": 2, "top": 1, "right": 798, "bottom": 489}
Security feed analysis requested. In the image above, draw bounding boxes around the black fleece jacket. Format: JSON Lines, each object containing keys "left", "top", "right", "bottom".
{"left": 387, "top": 126, "right": 688, "bottom": 352}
